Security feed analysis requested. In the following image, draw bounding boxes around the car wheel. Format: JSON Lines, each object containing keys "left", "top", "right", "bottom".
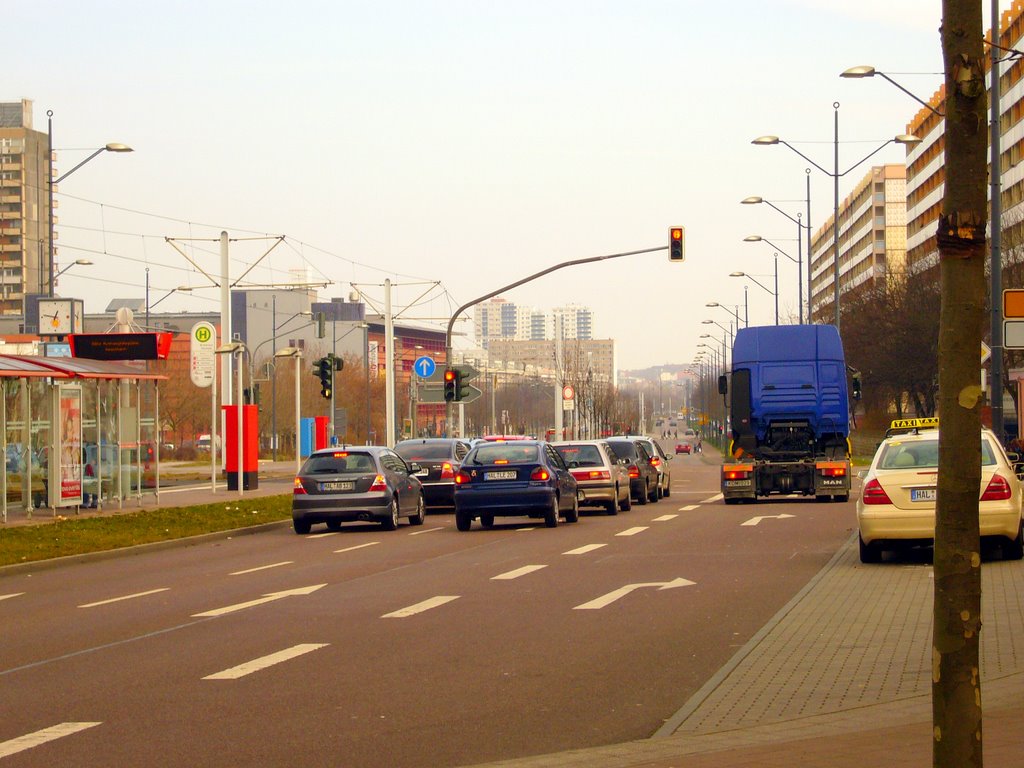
{"left": 480, "top": 514, "right": 494, "bottom": 528}
{"left": 656, "top": 482, "right": 664, "bottom": 500}
{"left": 544, "top": 497, "right": 559, "bottom": 527}
{"left": 606, "top": 498, "right": 619, "bottom": 515}
{"left": 410, "top": 494, "right": 426, "bottom": 525}
{"left": 325, "top": 520, "right": 343, "bottom": 532}
{"left": 636, "top": 483, "right": 648, "bottom": 505}
{"left": 293, "top": 518, "right": 312, "bottom": 534}
{"left": 565, "top": 495, "right": 579, "bottom": 523}
{"left": 382, "top": 499, "right": 399, "bottom": 531}
{"left": 648, "top": 481, "right": 659, "bottom": 503}
{"left": 1004, "top": 522, "right": 1024, "bottom": 560}
{"left": 859, "top": 534, "right": 882, "bottom": 564}
{"left": 455, "top": 511, "right": 472, "bottom": 531}
{"left": 664, "top": 477, "right": 671, "bottom": 498}
{"left": 619, "top": 488, "right": 631, "bottom": 512}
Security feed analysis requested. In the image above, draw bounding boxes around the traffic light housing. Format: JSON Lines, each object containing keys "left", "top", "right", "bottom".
{"left": 669, "top": 226, "right": 685, "bottom": 262}
{"left": 444, "top": 368, "right": 458, "bottom": 402}
{"left": 317, "top": 357, "right": 332, "bottom": 399}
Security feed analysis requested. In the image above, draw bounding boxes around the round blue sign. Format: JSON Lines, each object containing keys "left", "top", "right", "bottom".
{"left": 414, "top": 355, "right": 436, "bottom": 379}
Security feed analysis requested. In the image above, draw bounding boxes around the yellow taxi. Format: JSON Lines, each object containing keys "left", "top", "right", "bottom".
{"left": 856, "top": 417, "right": 1024, "bottom": 563}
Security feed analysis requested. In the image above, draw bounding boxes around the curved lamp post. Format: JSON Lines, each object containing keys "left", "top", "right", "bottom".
{"left": 730, "top": 265, "right": 778, "bottom": 325}
{"left": 741, "top": 194, "right": 809, "bottom": 323}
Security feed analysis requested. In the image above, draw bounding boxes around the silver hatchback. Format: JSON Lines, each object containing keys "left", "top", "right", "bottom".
{"left": 552, "top": 440, "right": 632, "bottom": 514}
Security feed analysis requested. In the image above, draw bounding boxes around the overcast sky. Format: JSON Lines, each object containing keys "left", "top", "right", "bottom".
{"left": 13, "top": 1, "right": 962, "bottom": 369}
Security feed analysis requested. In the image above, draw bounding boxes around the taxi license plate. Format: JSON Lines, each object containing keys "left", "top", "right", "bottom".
{"left": 320, "top": 481, "right": 354, "bottom": 492}
{"left": 485, "top": 470, "right": 517, "bottom": 480}
{"left": 911, "top": 488, "right": 936, "bottom": 502}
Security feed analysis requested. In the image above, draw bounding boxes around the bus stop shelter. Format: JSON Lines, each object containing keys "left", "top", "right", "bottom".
{"left": 0, "top": 355, "right": 166, "bottom": 523}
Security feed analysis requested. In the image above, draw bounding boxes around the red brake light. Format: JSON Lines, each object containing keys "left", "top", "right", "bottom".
{"left": 572, "top": 469, "right": 611, "bottom": 481}
{"left": 293, "top": 477, "right": 307, "bottom": 495}
{"left": 369, "top": 474, "right": 388, "bottom": 492}
{"left": 454, "top": 470, "right": 471, "bottom": 485}
{"left": 981, "top": 474, "right": 1012, "bottom": 501}
{"left": 861, "top": 478, "right": 893, "bottom": 505}
{"left": 650, "top": 456, "right": 661, "bottom": 467}
{"left": 627, "top": 464, "right": 640, "bottom": 478}
{"left": 530, "top": 466, "right": 550, "bottom": 481}
{"left": 440, "top": 462, "right": 454, "bottom": 479}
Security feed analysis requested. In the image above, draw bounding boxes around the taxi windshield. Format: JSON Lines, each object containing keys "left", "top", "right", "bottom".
{"left": 878, "top": 437, "right": 997, "bottom": 470}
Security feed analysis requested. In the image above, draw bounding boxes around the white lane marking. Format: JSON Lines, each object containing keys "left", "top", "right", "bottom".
{"left": 515, "top": 527, "right": 537, "bottom": 532}
{"left": 492, "top": 565, "right": 547, "bottom": 580}
{"left": 193, "top": 584, "right": 327, "bottom": 618}
{"left": 0, "top": 592, "right": 25, "bottom": 602}
{"left": 230, "top": 561, "right": 293, "bottom": 576}
{"left": 679, "top": 505, "right": 699, "bottom": 511}
{"left": 334, "top": 541, "right": 380, "bottom": 553}
{"left": 574, "top": 577, "right": 697, "bottom": 610}
{"left": 702, "top": 493, "right": 724, "bottom": 504}
{"left": 203, "top": 643, "right": 328, "bottom": 680}
{"left": 0, "top": 722, "right": 102, "bottom": 758}
{"left": 653, "top": 514, "right": 678, "bottom": 522}
{"left": 409, "top": 526, "right": 444, "bottom": 536}
{"left": 78, "top": 588, "right": 169, "bottom": 609}
{"left": 616, "top": 526, "right": 649, "bottom": 536}
{"left": 741, "top": 513, "right": 796, "bottom": 527}
{"left": 307, "top": 532, "right": 340, "bottom": 538}
{"left": 564, "top": 544, "right": 608, "bottom": 555}
{"left": 382, "top": 595, "right": 460, "bottom": 618}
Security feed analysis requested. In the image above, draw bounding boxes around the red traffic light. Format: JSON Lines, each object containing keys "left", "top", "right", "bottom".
{"left": 669, "top": 226, "right": 685, "bottom": 262}
{"left": 444, "top": 369, "right": 456, "bottom": 382}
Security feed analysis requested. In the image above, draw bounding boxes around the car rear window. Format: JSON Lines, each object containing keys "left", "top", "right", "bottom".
{"left": 468, "top": 444, "right": 540, "bottom": 465}
{"left": 878, "top": 438, "right": 997, "bottom": 470}
{"left": 395, "top": 443, "right": 450, "bottom": 461}
{"left": 303, "top": 452, "right": 376, "bottom": 474}
{"left": 553, "top": 445, "right": 603, "bottom": 466}
{"left": 607, "top": 441, "right": 638, "bottom": 460}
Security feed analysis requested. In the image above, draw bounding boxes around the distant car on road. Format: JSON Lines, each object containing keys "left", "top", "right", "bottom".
{"left": 394, "top": 438, "right": 472, "bottom": 509}
{"left": 454, "top": 439, "right": 578, "bottom": 530}
{"left": 675, "top": 443, "right": 691, "bottom": 455}
{"left": 606, "top": 438, "right": 660, "bottom": 505}
{"left": 292, "top": 446, "right": 425, "bottom": 533}
{"left": 616, "top": 435, "right": 673, "bottom": 499}
{"left": 551, "top": 440, "right": 631, "bottom": 515}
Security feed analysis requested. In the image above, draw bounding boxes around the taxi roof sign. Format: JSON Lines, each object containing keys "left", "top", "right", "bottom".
{"left": 886, "top": 417, "right": 939, "bottom": 437}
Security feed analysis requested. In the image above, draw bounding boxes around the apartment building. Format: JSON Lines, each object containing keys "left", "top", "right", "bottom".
{"left": 473, "top": 297, "right": 595, "bottom": 348}
{"left": 487, "top": 337, "right": 616, "bottom": 385}
{"left": 0, "top": 99, "right": 50, "bottom": 316}
{"left": 809, "top": 164, "right": 908, "bottom": 321}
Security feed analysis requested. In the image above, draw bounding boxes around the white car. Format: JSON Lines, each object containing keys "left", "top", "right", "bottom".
{"left": 856, "top": 418, "right": 1024, "bottom": 563}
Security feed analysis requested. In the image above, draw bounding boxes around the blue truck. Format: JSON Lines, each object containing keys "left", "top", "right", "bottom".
{"left": 718, "top": 324, "right": 853, "bottom": 504}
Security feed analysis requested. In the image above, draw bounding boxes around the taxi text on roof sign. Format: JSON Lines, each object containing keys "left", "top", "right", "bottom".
{"left": 889, "top": 417, "right": 939, "bottom": 430}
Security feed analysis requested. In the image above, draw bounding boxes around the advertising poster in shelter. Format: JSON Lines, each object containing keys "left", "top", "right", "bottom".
{"left": 59, "top": 385, "right": 83, "bottom": 506}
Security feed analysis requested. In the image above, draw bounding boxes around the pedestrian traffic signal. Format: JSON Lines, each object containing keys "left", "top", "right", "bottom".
{"left": 317, "top": 357, "right": 332, "bottom": 399}
{"left": 669, "top": 226, "right": 685, "bottom": 262}
{"left": 444, "top": 368, "right": 458, "bottom": 402}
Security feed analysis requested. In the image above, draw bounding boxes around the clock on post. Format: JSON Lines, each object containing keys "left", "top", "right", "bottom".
{"left": 38, "top": 298, "right": 84, "bottom": 337}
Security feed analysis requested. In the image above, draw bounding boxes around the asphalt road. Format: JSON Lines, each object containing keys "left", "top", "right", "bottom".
{"left": 0, "top": 444, "right": 856, "bottom": 767}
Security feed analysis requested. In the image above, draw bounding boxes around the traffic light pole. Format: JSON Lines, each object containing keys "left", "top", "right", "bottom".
{"left": 442, "top": 244, "right": 667, "bottom": 437}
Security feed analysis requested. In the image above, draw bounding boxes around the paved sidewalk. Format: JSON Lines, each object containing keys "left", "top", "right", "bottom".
{"left": 463, "top": 534, "right": 1024, "bottom": 767}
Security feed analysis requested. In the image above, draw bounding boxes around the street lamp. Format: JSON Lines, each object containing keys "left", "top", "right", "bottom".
{"left": 46, "top": 111, "right": 132, "bottom": 296}
{"left": 752, "top": 106, "right": 920, "bottom": 329}
{"left": 275, "top": 347, "right": 303, "bottom": 476}
{"left": 741, "top": 193, "right": 810, "bottom": 323}
{"left": 53, "top": 258, "right": 93, "bottom": 282}
{"left": 744, "top": 236, "right": 801, "bottom": 324}
{"left": 706, "top": 301, "right": 746, "bottom": 329}
{"left": 730, "top": 267, "right": 778, "bottom": 325}
{"left": 840, "top": 66, "right": 944, "bottom": 116}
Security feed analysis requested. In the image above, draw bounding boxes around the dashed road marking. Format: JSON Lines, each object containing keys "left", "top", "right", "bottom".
{"left": 409, "top": 526, "right": 444, "bottom": 536}
{"left": 193, "top": 584, "right": 326, "bottom": 618}
{"left": 0, "top": 592, "right": 25, "bottom": 602}
{"left": 515, "top": 527, "right": 537, "bottom": 532}
{"left": 382, "top": 595, "right": 460, "bottom": 618}
{"left": 334, "top": 541, "right": 380, "bottom": 553}
{"left": 653, "top": 514, "right": 678, "bottom": 522}
{"left": 564, "top": 544, "right": 608, "bottom": 555}
{"left": 78, "top": 588, "right": 169, "bottom": 609}
{"left": 679, "top": 505, "right": 699, "bottom": 511}
{"left": 203, "top": 643, "right": 329, "bottom": 680}
{"left": 492, "top": 565, "right": 547, "bottom": 580}
{"left": 230, "top": 561, "right": 293, "bottom": 576}
{"left": 0, "top": 722, "right": 102, "bottom": 758}
{"left": 306, "top": 532, "right": 340, "bottom": 538}
{"left": 616, "top": 527, "right": 649, "bottom": 537}
{"left": 702, "top": 493, "right": 724, "bottom": 504}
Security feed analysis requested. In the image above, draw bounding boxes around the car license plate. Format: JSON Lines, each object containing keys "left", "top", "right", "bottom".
{"left": 415, "top": 469, "right": 429, "bottom": 477}
{"left": 320, "top": 481, "right": 354, "bottom": 492}
{"left": 911, "top": 488, "right": 936, "bottom": 502}
{"left": 485, "top": 470, "right": 517, "bottom": 480}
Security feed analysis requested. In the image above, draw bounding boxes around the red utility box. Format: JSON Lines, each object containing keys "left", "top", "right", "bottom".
{"left": 314, "top": 416, "right": 329, "bottom": 451}
{"left": 223, "top": 404, "right": 259, "bottom": 490}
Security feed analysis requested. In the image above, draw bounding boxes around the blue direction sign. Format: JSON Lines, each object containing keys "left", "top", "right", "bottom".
{"left": 414, "top": 355, "right": 437, "bottom": 379}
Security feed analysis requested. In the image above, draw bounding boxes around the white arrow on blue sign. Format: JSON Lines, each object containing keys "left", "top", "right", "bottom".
{"left": 414, "top": 356, "right": 437, "bottom": 379}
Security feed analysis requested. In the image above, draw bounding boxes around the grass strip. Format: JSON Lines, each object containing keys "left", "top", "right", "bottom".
{"left": 0, "top": 496, "right": 292, "bottom": 567}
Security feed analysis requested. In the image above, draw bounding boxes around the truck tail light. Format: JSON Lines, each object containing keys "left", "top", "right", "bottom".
{"left": 440, "top": 462, "right": 454, "bottom": 479}
{"left": 293, "top": 477, "right": 307, "bottom": 495}
{"left": 861, "top": 478, "right": 892, "bottom": 505}
{"left": 981, "top": 474, "right": 1012, "bottom": 501}
{"left": 817, "top": 462, "right": 848, "bottom": 477}
{"left": 723, "top": 465, "right": 752, "bottom": 480}
{"left": 530, "top": 466, "right": 550, "bottom": 481}
{"left": 369, "top": 474, "right": 388, "bottom": 492}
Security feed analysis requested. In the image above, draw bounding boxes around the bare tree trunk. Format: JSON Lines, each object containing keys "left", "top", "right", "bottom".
{"left": 935, "top": 2, "right": 987, "bottom": 765}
